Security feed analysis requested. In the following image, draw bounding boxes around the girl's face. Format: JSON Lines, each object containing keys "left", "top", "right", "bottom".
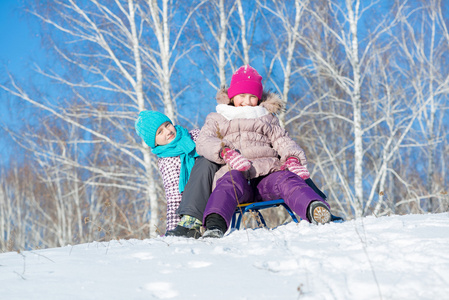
{"left": 232, "top": 93, "right": 259, "bottom": 107}
{"left": 155, "top": 122, "right": 176, "bottom": 146}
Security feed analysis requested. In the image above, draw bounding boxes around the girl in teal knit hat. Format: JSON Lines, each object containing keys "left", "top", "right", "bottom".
{"left": 135, "top": 110, "right": 219, "bottom": 238}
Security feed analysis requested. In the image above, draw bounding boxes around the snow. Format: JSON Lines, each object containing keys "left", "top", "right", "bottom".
{"left": 1, "top": 213, "right": 449, "bottom": 300}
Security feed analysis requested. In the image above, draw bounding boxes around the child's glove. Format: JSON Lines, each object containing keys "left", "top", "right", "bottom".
{"left": 221, "top": 148, "right": 251, "bottom": 171}
{"left": 281, "top": 157, "right": 310, "bottom": 180}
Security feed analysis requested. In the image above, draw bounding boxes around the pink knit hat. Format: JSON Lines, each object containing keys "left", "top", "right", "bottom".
{"left": 227, "top": 65, "right": 263, "bottom": 100}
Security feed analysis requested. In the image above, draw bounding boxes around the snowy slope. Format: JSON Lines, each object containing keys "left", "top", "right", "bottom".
{"left": 1, "top": 213, "right": 449, "bottom": 300}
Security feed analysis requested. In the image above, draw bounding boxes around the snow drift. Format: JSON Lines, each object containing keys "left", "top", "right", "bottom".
{"left": 1, "top": 213, "right": 448, "bottom": 299}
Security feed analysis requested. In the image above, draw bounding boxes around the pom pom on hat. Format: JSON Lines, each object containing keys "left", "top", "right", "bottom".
{"left": 227, "top": 65, "right": 263, "bottom": 100}
{"left": 135, "top": 110, "right": 172, "bottom": 148}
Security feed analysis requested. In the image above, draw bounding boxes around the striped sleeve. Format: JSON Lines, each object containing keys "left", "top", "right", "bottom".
{"left": 158, "top": 156, "right": 182, "bottom": 231}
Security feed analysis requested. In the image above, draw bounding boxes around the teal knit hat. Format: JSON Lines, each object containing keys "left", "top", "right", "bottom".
{"left": 135, "top": 110, "right": 172, "bottom": 148}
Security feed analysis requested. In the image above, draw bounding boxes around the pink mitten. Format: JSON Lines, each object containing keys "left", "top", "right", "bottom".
{"left": 281, "top": 157, "right": 310, "bottom": 179}
{"left": 221, "top": 148, "right": 251, "bottom": 171}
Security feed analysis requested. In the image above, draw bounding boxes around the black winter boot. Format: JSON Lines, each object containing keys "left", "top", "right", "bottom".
{"left": 165, "top": 225, "right": 201, "bottom": 239}
{"left": 202, "top": 214, "right": 227, "bottom": 238}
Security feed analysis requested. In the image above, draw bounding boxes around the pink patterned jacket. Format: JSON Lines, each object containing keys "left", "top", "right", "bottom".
{"left": 157, "top": 129, "right": 200, "bottom": 231}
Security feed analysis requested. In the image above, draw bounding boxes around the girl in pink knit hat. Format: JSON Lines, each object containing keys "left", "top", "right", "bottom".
{"left": 195, "top": 65, "right": 336, "bottom": 238}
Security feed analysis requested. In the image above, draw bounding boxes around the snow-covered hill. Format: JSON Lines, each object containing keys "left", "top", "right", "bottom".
{"left": 1, "top": 213, "right": 449, "bottom": 300}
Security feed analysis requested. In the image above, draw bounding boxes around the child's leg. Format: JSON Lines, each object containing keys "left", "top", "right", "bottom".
{"left": 203, "top": 170, "right": 253, "bottom": 230}
{"left": 166, "top": 157, "right": 220, "bottom": 238}
{"left": 256, "top": 170, "right": 329, "bottom": 222}
{"left": 304, "top": 178, "right": 327, "bottom": 200}
{"left": 176, "top": 157, "right": 220, "bottom": 221}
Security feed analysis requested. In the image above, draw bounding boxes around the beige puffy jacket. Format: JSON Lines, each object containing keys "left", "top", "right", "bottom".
{"left": 196, "top": 88, "right": 307, "bottom": 188}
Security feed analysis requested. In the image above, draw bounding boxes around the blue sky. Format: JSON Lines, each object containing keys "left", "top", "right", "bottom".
{"left": 0, "top": 0, "right": 46, "bottom": 166}
{"left": 0, "top": 0, "right": 44, "bottom": 76}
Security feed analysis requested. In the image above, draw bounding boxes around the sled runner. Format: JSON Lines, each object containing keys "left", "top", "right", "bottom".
{"left": 230, "top": 199, "right": 344, "bottom": 230}
{"left": 230, "top": 199, "right": 298, "bottom": 230}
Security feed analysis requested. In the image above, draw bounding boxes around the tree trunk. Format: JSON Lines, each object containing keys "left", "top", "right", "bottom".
{"left": 347, "top": 0, "right": 364, "bottom": 218}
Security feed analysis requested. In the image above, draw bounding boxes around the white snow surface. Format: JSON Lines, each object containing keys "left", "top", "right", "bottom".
{"left": 1, "top": 213, "right": 449, "bottom": 300}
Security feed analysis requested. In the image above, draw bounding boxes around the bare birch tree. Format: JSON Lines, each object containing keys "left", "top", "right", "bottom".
{"left": 192, "top": 0, "right": 260, "bottom": 90}
{"left": 285, "top": 0, "right": 415, "bottom": 218}
{"left": 1, "top": 0, "right": 204, "bottom": 239}
{"left": 192, "top": 0, "right": 237, "bottom": 89}
{"left": 258, "top": 0, "right": 308, "bottom": 126}
{"left": 383, "top": 0, "right": 449, "bottom": 214}
{"left": 235, "top": 0, "right": 259, "bottom": 65}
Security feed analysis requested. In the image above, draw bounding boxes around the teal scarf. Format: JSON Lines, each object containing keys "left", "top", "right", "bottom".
{"left": 152, "top": 125, "right": 199, "bottom": 193}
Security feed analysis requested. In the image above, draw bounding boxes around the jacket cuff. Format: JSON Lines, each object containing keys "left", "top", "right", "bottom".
{"left": 219, "top": 147, "right": 231, "bottom": 159}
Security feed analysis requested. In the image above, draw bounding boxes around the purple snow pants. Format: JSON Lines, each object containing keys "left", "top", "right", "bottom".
{"left": 203, "top": 170, "right": 329, "bottom": 229}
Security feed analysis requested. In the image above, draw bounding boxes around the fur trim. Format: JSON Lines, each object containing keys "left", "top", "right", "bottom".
{"left": 216, "top": 87, "right": 230, "bottom": 105}
{"left": 215, "top": 87, "right": 284, "bottom": 114}
{"left": 260, "top": 91, "right": 284, "bottom": 114}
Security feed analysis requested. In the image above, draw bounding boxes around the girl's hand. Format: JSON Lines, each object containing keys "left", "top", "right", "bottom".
{"left": 281, "top": 157, "right": 310, "bottom": 180}
{"left": 221, "top": 148, "right": 251, "bottom": 171}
